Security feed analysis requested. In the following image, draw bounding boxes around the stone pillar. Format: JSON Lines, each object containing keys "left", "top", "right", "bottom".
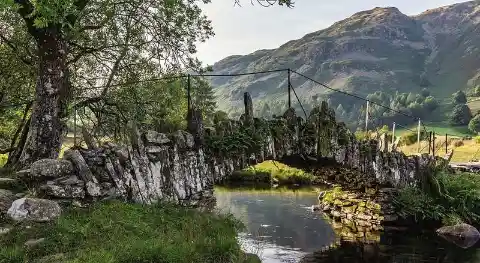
{"left": 187, "top": 108, "right": 205, "bottom": 146}
{"left": 244, "top": 92, "right": 254, "bottom": 126}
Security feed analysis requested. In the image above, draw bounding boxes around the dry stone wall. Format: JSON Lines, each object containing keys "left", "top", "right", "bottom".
{"left": 9, "top": 93, "right": 439, "bottom": 206}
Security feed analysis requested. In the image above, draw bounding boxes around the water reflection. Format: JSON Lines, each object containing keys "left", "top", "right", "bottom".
{"left": 214, "top": 187, "right": 480, "bottom": 263}
{"left": 301, "top": 231, "right": 480, "bottom": 263}
{"left": 215, "top": 187, "right": 335, "bottom": 262}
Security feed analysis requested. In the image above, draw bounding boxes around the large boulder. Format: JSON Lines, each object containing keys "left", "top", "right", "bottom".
{"left": 7, "top": 198, "right": 62, "bottom": 222}
{"left": 28, "top": 159, "right": 74, "bottom": 181}
{"left": 437, "top": 223, "right": 480, "bottom": 248}
{"left": 0, "top": 189, "right": 16, "bottom": 214}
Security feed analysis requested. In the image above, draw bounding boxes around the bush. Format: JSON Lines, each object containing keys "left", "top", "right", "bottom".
{"left": 468, "top": 114, "right": 480, "bottom": 134}
{"left": 449, "top": 104, "right": 473, "bottom": 126}
{"left": 452, "top": 90, "right": 468, "bottom": 104}
{"left": 0, "top": 201, "right": 250, "bottom": 263}
{"left": 241, "top": 161, "right": 315, "bottom": 185}
{"left": 394, "top": 172, "right": 480, "bottom": 225}
{"left": 453, "top": 140, "right": 464, "bottom": 147}
{"left": 475, "top": 136, "right": 480, "bottom": 144}
{"left": 401, "top": 131, "right": 428, "bottom": 146}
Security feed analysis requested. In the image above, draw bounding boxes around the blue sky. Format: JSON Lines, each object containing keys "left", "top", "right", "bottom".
{"left": 196, "top": 0, "right": 463, "bottom": 65}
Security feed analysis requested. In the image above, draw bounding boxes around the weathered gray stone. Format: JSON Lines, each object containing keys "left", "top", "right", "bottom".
{"left": 171, "top": 130, "right": 195, "bottom": 149}
{"left": 40, "top": 184, "right": 85, "bottom": 199}
{"left": 243, "top": 92, "right": 254, "bottom": 126}
{"left": 29, "top": 159, "right": 74, "bottom": 180}
{"left": 0, "top": 189, "right": 15, "bottom": 214}
{"left": 437, "top": 223, "right": 480, "bottom": 248}
{"left": 63, "top": 150, "right": 101, "bottom": 197}
{"left": 7, "top": 198, "right": 61, "bottom": 222}
{"left": 143, "top": 131, "right": 171, "bottom": 146}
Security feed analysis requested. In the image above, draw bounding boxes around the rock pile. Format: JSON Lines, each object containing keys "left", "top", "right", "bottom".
{"left": 318, "top": 187, "right": 399, "bottom": 230}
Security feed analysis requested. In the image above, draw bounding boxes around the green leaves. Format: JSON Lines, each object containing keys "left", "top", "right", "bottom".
{"left": 29, "top": 0, "right": 79, "bottom": 28}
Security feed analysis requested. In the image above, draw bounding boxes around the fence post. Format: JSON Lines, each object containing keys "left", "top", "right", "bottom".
{"left": 428, "top": 132, "right": 432, "bottom": 154}
{"left": 288, "top": 69, "right": 292, "bottom": 109}
{"left": 432, "top": 131, "right": 436, "bottom": 157}
{"left": 391, "top": 122, "right": 396, "bottom": 144}
{"left": 445, "top": 133, "right": 448, "bottom": 154}
{"left": 417, "top": 119, "right": 421, "bottom": 153}
{"left": 365, "top": 100, "right": 370, "bottom": 132}
{"left": 187, "top": 74, "right": 192, "bottom": 110}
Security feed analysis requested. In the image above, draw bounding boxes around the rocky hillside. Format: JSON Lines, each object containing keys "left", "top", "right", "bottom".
{"left": 209, "top": 1, "right": 480, "bottom": 122}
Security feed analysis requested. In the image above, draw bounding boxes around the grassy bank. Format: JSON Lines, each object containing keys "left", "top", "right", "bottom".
{"left": 228, "top": 161, "right": 315, "bottom": 185}
{"left": 393, "top": 172, "right": 480, "bottom": 226}
{"left": 0, "top": 201, "right": 258, "bottom": 263}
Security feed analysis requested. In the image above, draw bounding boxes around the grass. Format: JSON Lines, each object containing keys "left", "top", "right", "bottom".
{"left": 0, "top": 201, "right": 257, "bottom": 263}
{"left": 398, "top": 137, "right": 480, "bottom": 162}
{"left": 396, "top": 123, "right": 472, "bottom": 138}
{"left": 229, "top": 161, "right": 316, "bottom": 185}
{"left": 393, "top": 172, "right": 480, "bottom": 225}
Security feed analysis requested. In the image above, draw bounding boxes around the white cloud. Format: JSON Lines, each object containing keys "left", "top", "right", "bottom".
{"left": 196, "top": 0, "right": 463, "bottom": 65}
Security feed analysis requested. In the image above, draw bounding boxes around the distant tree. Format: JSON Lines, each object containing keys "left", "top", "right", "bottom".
{"left": 421, "top": 88, "right": 430, "bottom": 98}
{"left": 450, "top": 104, "right": 473, "bottom": 126}
{"left": 408, "top": 102, "right": 423, "bottom": 117}
{"left": 468, "top": 115, "right": 480, "bottom": 134}
{"left": 422, "top": 96, "right": 439, "bottom": 112}
{"left": 452, "top": 91, "right": 468, "bottom": 104}
{"left": 406, "top": 92, "right": 417, "bottom": 105}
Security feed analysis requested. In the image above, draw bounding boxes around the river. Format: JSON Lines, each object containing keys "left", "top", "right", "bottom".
{"left": 214, "top": 186, "right": 480, "bottom": 263}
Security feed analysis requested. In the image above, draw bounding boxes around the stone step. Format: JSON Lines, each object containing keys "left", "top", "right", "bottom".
{"left": 0, "top": 178, "right": 18, "bottom": 191}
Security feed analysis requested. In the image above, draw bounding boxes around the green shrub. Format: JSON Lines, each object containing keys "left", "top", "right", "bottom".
{"left": 0, "top": 154, "right": 7, "bottom": 168}
{"left": 0, "top": 201, "right": 249, "bottom": 263}
{"left": 475, "top": 136, "right": 480, "bottom": 144}
{"left": 401, "top": 131, "right": 428, "bottom": 146}
{"left": 239, "top": 161, "right": 315, "bottom": 185}
{"left": 394, "top": 172, "right": 480, "bottom": 225}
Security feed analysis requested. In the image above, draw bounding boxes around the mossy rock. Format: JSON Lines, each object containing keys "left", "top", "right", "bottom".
{"left": 358, "top": 201, "right": 366, "bottom": 207}
{"left": 341, "top": 205, "right": 357, "bottom": 214}
{"left": 333, "top": 199, "right": 344, "bottom": 206}
{"left": 357, "top": 206, "right": 366, "bottom": 213}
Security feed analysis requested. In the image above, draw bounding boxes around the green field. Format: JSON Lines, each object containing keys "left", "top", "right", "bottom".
{"left": 396, "top": 123, "right": 472, "bottom": 138}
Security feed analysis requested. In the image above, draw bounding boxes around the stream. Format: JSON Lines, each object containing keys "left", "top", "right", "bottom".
{"left": 214, "top": 186, "right": 480, "bottom": 263}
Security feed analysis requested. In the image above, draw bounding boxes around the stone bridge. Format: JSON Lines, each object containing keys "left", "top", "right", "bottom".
{"left": 19, "top": 93, "right": 438, "bottom": 205}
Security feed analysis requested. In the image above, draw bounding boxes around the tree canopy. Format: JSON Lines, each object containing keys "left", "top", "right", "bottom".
{"left": 0, "top": 0, "right": 294, "bottom": 167}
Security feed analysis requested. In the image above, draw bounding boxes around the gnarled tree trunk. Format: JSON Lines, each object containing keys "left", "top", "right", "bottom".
{"left": 17, "top": 27, "right": 69, "bottom": 168}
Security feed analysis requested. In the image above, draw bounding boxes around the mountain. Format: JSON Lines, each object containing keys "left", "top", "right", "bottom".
{"left": 208, "top": 1, "right": 480, "bottom": 126}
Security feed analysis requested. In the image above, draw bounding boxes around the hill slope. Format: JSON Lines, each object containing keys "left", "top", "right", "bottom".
{"left": 208, "top": 1, "right": 480, "bottom": 126}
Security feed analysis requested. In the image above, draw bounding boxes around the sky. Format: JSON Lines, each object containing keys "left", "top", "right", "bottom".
{"left": 196, "top": 0, "right": 464, "bottom": 65}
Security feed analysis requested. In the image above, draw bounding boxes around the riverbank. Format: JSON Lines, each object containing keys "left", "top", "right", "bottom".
{"left": 0, "top": 201, "right": 259, "bottom": 263}
{"left": 226, "top": 161, "right": 317, "bottom": 186}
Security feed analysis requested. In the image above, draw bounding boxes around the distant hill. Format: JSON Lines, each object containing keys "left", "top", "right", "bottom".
{"left": 208, "top": 1, "right": 480, "bottom": 128}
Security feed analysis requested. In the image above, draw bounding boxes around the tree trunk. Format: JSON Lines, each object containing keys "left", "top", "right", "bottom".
{"left": 17, "top": 27, "right": 69, "bottom": 168}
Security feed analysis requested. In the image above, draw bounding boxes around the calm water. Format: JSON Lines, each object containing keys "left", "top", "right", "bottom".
{"left": 214, "top": 187, "right": 480, "bottom": 263}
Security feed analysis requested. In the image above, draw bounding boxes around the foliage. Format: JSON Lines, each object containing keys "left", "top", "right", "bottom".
{"left": 241, "top": 161, "right": 315, "bottom": 185}
{"left": 449, "top": 104, "right": 473, "bottom": 126}
{"left": 0, "top": 154, "right": 7, "bottom": 167}
{"left": 400, "top": 131, "right": 428, "bottom": 146}
{"left": 0, "top": 201, "right": 254, "bottom": 263}
{"left": 452, "top": 91, "right": 468, "bottom": 105}
{"left": 468, "top": 114, "right": 480, "bottom": 134}
{"left": 475, "top": 136, "right": 480, "bottom": 144}
{"left": 394, "top": 172, "right": 480, "bottom": 224}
